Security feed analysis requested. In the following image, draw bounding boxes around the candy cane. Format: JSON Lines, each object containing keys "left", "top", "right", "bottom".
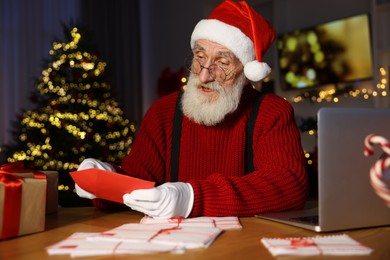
{"left": 364, "top": 134, "right": 390, "bottom": 207}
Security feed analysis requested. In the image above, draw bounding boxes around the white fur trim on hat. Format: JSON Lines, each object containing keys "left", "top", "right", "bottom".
{"left": 191, "top": 19, "right": 255, "bottom": 65}
{"left": 244, "top": 61, "right": 271, "bottom": 82}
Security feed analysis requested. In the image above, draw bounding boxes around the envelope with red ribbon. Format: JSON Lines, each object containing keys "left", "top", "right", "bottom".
{"left": 0, "top": 162, "right": 47, "bottom": 240}
{"left": 70, "top": 169, "right": 155, "bottom": 204}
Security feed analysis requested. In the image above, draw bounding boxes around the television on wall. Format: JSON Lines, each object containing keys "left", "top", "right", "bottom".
{"left": 277, "top": 13, "right": 373, "bottom": 90}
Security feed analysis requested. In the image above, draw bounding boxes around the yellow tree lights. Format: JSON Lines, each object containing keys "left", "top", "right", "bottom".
{"left": 4, "top": 27, "right": 136, "bottom": 202}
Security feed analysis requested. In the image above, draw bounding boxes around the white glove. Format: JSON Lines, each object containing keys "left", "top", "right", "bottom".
{"left": 78, "top": 158, "right": 116, "bottom": 172}
{"left": 123, "top": 182, "right": 194, "bottom": 219}
{"left": 75, "top": 158, "right": 117, "bottom": 200}
{"left": 75, "top": 184, "right": 97, "bottom": 199}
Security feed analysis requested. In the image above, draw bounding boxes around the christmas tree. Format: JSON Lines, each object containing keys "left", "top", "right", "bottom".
{"left": 3, "top": 26, "right": 136, "bottom": 206}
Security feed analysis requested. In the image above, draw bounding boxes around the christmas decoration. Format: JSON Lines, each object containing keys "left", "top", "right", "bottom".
{"left": 291, "top": 67, "right": 388, "bottom": 103}
{"left": 2, "top": 25, "right": 136, "bottom": 206}
{"left": 364, "top": 134, "right": 390, "bottom": 207}
{"left": 157, "top": 67, "right": 187, "bottom": 97}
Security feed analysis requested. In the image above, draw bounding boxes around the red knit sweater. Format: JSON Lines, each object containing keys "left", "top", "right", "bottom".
{"left": 119, "top": 87, "right": 308, "bottom": 217}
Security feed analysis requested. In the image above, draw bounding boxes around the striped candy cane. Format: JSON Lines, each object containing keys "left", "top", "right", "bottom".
{"left": 364, "top": 134, "right": 390, "bottom": 207}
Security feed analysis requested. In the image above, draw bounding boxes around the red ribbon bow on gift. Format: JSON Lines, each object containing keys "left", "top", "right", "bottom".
{"left": 0, "top": 161, "right": 46, "bottom": 239}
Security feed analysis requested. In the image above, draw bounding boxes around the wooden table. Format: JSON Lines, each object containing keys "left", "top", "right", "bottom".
{"left": 1, "top": 207, "right": 389, "bottom": 259}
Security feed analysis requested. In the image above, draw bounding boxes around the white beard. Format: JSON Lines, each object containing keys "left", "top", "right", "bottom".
{"left": 181, "top": 72, "right": 247, "bottom": 126}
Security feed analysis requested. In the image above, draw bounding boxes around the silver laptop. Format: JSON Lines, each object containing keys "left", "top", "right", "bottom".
{"left": 256, "top": 107, "right": 390, "bottom": 232}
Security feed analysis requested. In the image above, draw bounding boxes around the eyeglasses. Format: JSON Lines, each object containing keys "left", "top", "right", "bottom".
{"left": 187, "top": 56, "right": 235, "bottom": 83}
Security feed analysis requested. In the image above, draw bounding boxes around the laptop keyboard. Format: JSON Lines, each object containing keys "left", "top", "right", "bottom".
{"left": 289, "top": 215, "right": 319, "bottom": 225}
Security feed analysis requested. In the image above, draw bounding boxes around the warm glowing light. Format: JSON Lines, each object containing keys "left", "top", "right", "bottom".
{"left": 6, "top": 26, "right": 137, "bottom": 194}
{"left": 291, "top": 67, "right": 388, "bottom": 103}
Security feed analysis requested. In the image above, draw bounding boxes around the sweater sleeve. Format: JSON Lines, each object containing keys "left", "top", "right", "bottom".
{"left": 188, "top": 95, "right": 308, "bottom": 217}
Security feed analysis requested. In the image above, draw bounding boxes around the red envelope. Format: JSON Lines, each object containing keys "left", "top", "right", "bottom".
{"left": 70, "top": 169, "right": 155, "bottom": 204}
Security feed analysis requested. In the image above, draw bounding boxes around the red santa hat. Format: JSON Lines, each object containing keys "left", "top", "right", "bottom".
{"left": 191, "top": 0, "right": 276, "bottom": 83}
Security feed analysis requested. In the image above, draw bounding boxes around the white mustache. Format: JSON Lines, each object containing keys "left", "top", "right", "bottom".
{"left": 182, "top": 71, "right": 246, "bottom": 126}
{"left": 195, "top": 81, "right": 224, "bottom": 93}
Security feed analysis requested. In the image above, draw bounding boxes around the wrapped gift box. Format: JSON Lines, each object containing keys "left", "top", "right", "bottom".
{"left": 0, "top": 170, "right": 47, "bottom": 240}
{"left": 44, "top": 171, "right": 58, "bottom": 214}
{"left": 16, "top": 171, "right": 58, "bottom": 214}
{"left": 0, "top": 162, "right": 58, "bottom": 240}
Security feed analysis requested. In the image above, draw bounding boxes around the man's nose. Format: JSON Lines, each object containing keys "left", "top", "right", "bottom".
{"left": 198, "top": 66, "right": 215, "bottom": 83}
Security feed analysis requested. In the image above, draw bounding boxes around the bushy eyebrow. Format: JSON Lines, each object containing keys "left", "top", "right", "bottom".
{"left": 192, "top": 43, "right": 205, "bottom": 51}
{"left": 192, "top": 43, "right": 236, "bottom": 61}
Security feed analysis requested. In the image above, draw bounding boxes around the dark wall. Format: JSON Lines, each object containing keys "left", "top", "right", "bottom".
{"left": 80, "top": 0, "right": 143, "bottom": 125}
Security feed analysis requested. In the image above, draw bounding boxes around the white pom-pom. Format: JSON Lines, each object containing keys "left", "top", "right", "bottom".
{"left": 244, "top": 61, "right": 271, "bottom": 82}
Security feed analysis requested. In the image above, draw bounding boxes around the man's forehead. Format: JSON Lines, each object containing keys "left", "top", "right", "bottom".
{"left": 193, "top": 39, "right": 236, "bottom": 59}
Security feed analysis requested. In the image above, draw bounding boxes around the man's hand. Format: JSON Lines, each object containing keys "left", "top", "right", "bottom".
{"left": 74, "top": 158, "right": 116, "bottom": 200}
{"left": 75, "top": 184, "right": 97, "bottom": 199}
{"left": 78, "top": 158, "right": 116, "bottom": 172}
{"left": 123, "top": 182, "right": 194, "bottom": 219}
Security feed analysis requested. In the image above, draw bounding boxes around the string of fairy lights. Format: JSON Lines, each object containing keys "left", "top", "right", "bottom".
{"left": 291, "top": 67, "right": 388, "bottom": 103}
{"left": 294, "top": 67, "right": 388, "bottom": 166}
